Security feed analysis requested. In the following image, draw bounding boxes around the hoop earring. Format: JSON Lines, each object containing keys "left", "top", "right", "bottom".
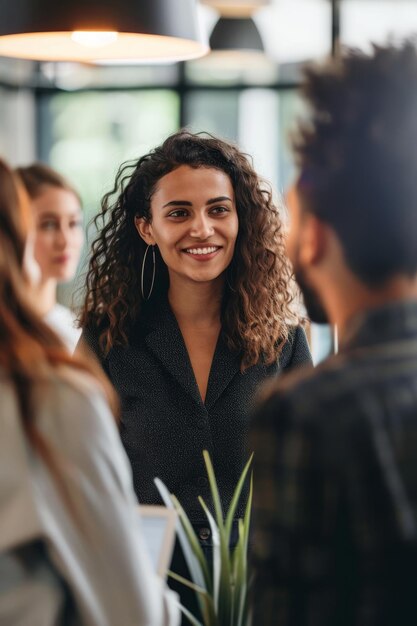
{"left": 141, "top": 244, "right": 156, "bottom": 301}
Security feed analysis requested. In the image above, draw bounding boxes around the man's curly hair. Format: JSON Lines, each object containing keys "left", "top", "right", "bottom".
{"left": 80, "top": 129, "right": 300, "bottom": 369}
{"left": 293, "top": 40, "right": 417, "bottom": 286}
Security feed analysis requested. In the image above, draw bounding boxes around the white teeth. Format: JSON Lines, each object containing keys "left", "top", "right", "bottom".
{"left": 185, "top": 246, "right": 218, "bottom": 255}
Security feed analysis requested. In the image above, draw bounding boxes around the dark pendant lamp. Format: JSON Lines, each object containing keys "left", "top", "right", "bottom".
{"left": 0, "top": 0, "right": 209, "bottom": 63}
{"left": 209, "top": 15, "right": 264, "bottom": 54}
{"left": 201, "top": 0, "right": 267, "bottom": 63}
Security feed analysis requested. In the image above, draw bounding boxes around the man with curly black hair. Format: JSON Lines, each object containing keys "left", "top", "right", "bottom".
{"left": 251, "top": 41, "right": 417, "bottom": 626}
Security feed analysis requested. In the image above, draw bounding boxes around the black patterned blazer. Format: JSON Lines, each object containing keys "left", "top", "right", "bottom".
{"left": 80, "top": 298, "right": 312, "bottom": 522}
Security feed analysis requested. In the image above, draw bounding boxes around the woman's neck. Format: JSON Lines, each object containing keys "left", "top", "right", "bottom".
{"left": 168, "top": 277, "right": 224, "bottom": 328}
{"left": 32, "top": 278, "right": 58, "bottom": 317}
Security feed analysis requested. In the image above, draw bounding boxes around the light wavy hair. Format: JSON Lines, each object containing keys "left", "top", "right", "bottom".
{"left": 80, "top": 130, "right": 301, "bottom": 369}
{"left": 0, "top": 158, "right": 116, "bottom": 518}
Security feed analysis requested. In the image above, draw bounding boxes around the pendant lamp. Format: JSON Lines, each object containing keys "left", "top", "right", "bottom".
{"left": 0, "top": 0, "right": 209, "bottom": 63}
{"left": 189, "top": 0, "right": 275, "bottom": 83}
{"left": 201, "top": 0, "right": 267, "bottom": 62}
{"left": 201, "top": 1, "right": 269, "bottom": 18}
{"left": 210, "top": 16, "right": 264, "bottom": 53}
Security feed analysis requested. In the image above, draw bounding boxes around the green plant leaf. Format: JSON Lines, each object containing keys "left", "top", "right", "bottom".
{"left": 242, "top": 472, "right": 253, "bottom": 560}
{"left": 178, "top": 603, "right": 205, "bottom": 626}
{"left": 154, "top": 478, "right": 211, "bottom": 592}
{"left": 238, "top": 473, "right": 253, "bottom": 626}
{"left": 225, "top": 453, "right": 253, "bottom": 543}
{"left": 202, "top": 450, "right": 224, "bottom": 527}
{"left": 235, "top": 520, "right": 247, "bottom": 626}
{"left": 202, "top": 451, "right": 232, "bottom": 624}
{"left": 168, "top": 570, "right": 218, "bottom": 626}
{"left": 171, "top": 494, "right": 212, "bottom": 591}
{"left": 156, "top": 454, "right": 253, "bottom": 626}
{"left": 168, "top": 570, "right": 208, "bottom": 595}
{"left": 198, "top": 496, "right": 221, "bottom": 611}
{"left": 230, "top": 472, "right": 253, "bottom": 626}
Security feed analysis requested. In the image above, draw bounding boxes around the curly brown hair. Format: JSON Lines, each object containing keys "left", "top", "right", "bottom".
{"left": 80, "top": 129, "right": 300, "bottom": 369}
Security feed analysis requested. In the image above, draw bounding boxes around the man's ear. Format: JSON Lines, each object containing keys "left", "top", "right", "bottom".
{"left": 134, "top": 216, "right": 156, "bottom": 246}
{"left": 299, "top": 213, "right": 327, "bottom": 267}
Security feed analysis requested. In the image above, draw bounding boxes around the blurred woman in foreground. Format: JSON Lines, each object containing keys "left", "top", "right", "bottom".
{"left": 0, "top": 159, "right": 178, "bottom": 625}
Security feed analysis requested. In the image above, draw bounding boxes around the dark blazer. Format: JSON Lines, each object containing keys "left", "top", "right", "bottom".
{"left": 81, "top": 297, "right": 312, "bottom": 521}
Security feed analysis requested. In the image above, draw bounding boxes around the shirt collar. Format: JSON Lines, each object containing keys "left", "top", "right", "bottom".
{"left": 341, "top": 298, "right": 417, "bottom": 351}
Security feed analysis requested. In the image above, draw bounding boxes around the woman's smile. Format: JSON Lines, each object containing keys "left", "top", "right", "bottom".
{"left": 182, "top": 244, "right": 222, "bottom": 260}
{"left": 136, "top": 165, "right": 239, "bottom": 285}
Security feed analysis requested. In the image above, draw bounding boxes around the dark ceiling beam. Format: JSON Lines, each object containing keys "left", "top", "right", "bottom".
{"left": 331, "top": 0, "right": 341, "bottom": 57}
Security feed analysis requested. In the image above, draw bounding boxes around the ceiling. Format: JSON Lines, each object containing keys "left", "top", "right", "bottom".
{"left": 0, "top": 0, "right": 416, "bottom": 91}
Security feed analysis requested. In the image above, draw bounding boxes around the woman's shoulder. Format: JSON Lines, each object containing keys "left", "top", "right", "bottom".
{"left": 50, "top": 365, "right": 109, "bottom": 412}
{"left": 80, "top": 317, "right": 105, "bottom": 343}
{"left": 78, "top": 317, "right": 110, "bottom": 361}
{"left": 0, "top": 366, "right": 109, "bottom": 430}
{"left": 54, "top": 364, "right": 103, "bottom": 397}
{"left": 32, "top": 366, "right": 124, "bottom": 479}
{"left": 0, "top": 367, "right": 115, "bottom": 496}
{"left": 79, "top": 302, "right": 159, "bottom": 358}
{"left": 36, "top": 367, "right": 113, "bottom": 440}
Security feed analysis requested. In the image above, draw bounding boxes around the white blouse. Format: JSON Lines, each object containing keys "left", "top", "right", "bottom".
{"left": 45, "top": 304, "right": 82, "bottom": 353}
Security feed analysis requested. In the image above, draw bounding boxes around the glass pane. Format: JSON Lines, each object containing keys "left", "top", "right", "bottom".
{"left": 41, "top": 89, "right": 180, "bottom": 307}
{"left": 276, "top": 89, "right": 307, "bottom": 192}
{"left": 185, "top": 54, "right": 280, "bottom": 87}
{"left": 238, "top": 89, "right": 280, "bottom": 186}
{"left": 341, "top": 0, "right": 417, "bottom": 49}
{"left": 310, "top": 324, "right": 335, "bottom": 364}
{"left": 38, "top": 62, "right": 180, "bottom": 90}
{"left": 183, "top": 90, "right": 240, "bottom": 139}
{"left": 183, "top": 87, "right": 302, "bottom": 191}
{"left": 256, "top": 0, "right": 331, "bottom": 63}
{"left": 46, "top": 90, "right": 180, "bottom": 218}
{"left": 238, "top": 88, "right": 303, "bottom": 190}
{"left": 0, "top": 87, "right": 36, "bottom": 164}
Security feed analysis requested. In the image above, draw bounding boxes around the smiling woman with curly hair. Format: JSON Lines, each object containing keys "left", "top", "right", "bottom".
{"left": 78, "top": 129, "right": 311, "bottom": 618}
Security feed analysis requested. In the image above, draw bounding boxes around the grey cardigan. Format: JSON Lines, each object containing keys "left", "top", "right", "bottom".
{"left": 0, "top": 368, "right": 178, "bottom": 626}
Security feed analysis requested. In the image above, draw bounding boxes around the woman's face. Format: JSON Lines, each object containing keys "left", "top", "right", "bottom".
{"left": 32, "top": 185, "right": 84, "bottom": 283}
{"left": 136, "top": 165, "right": 239, "bottom": 288}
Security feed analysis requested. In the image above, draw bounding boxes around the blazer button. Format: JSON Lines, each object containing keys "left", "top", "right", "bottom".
{"left": 197, "top": 418, "right": 206, "bottom": 429}
{"left": 199, "top": 527, "right": 211, "bottom": 541}
{"left": 197, "top": 476, "right": 208, "bottom": 488}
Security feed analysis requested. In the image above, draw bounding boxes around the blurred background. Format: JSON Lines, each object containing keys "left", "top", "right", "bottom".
{"left": 1, "top": 0, "right": 417, "bottom": 361}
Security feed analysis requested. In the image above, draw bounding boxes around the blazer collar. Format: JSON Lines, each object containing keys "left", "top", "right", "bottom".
{"left": 142, "top": 297, "right": 240, "bottom": 409}
{"left": 205, "top": 335, "right": 241, "bottom": 410}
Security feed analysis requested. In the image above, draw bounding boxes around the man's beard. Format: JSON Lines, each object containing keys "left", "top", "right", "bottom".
{"left": 293, "top": 265, "right": 329, "bottom": 325}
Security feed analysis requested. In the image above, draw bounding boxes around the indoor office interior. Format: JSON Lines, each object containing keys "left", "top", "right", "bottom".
{"left": 2, "top": 2, "right": 417, "bottom": 625}
{"left": 1, "top": 0, "right": 417, "bottom": 362}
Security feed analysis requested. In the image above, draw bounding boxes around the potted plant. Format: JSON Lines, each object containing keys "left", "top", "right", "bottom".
{"left": 155, "top": 450, "right": 253, "bottom": 626}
